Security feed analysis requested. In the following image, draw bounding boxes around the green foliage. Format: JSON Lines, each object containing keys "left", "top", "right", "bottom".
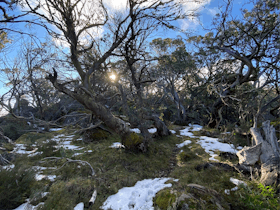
{"left": 229, "top": 183, "right": 280, "bottom": 210}
{"left": 0, "top": 166, "right": 36, "bottom": 209}
{"left": 155, "top": 189, "right": 176, "bottom": 210}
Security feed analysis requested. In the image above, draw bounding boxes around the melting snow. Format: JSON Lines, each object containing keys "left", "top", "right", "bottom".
{"left": 51, "top": 134, "right": 83, "bottom": 150}
{"left": 177, "top": 125, "right": 242, "bottom": 161}
{"left": 14, "top": 201, "right": 44, "bottom": 210}
{"left": 74, "top": 202, "right": 84, "bottom": 210}
{"left": 130, "top": 128, "right": 141, "bottom": 133}
{"left": 110, "top": 142, "right": 125, "bottom": 148}
{"left": 197, "top": 136, "right": 239, "bottom": 161}
{"left": 176, "top": 140, "right": 192, "bottom": 148}
{"left": 49, "top": 128, "right": 63, "bottom": 131}
{"left": 101, "top": 178, "right": 178, "bottom": 210}
{"left": 225, "top": 178, "right": 247, "bottom": 195}
{"left": 170, "top": 130, "right": 176, "bottom": 134}
{"left": 12, "top": 144, "right": 38, "bottom": 155}
{"left": 148, "top": 128, "right": 157, "bottom": 133}
{"left": 2, "top": 164, "right": 15, "bottom": 170}
{"left": 35, "top": 174, "right": 56, "bottom": 181}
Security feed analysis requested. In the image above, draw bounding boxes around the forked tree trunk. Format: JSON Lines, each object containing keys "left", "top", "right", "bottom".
{"left": 237, "top": 120, "right": 280, "bottom": 185}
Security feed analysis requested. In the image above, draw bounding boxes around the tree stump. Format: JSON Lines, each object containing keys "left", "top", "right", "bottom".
{"left": 237, "top": 120, "right": 280, "bottom": 185}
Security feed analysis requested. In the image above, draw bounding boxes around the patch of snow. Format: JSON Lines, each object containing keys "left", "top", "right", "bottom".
{"left": 179, "top": 124, "right": 203, "bottom": 137}
{"left": 72, "top": 153, "right": 83, "bottom": 157}
{"left": 51, "top": 134, "right": 83, "bottom": 151}
{"left": 179, "top": 127, "right": 194, "bottom": 137}
{"left": 148, "top": 128, "right": 157, "bottom": 134}
{"left": 74, "top": 202, "right": 84, "bottom": 210}
{"left": 189, "top": 124, "right": 203, "bottom": 131}
{"left": 230, "top": 177, "right": 247, "bottom": 186}
{"left": 101, "top": 178, "right": 178, "bottom": 210}
{"left": 170, "top": 130, "right": 176, "bottom": 134}
{"left": 49, "top": 128, "right": 63, "bottom": 131}
{"left": 130, "top": 128, "right": 141, "bottom": 133}
{"left": 28, "top": 151, "right": 43, "bottom": 157}
{"left": 14, "top": 202, "right": 44, "bottom": 210}
{"left": 32, "top": 166, "right": 57, "bottom": 171}
{"left": 2, "top": 164, "right": 15, "bottom": 170}
{"left": 12, "top": 144, "right": 38, "bottom": 155}
{"left": 197, "top": 136, "right": 238, "bottom": 161}
{"left": 176, "top": 140, "right": 192, "bottom": 148}
{"left": 87, "top": 150, "right": 93, "bottom": 153}
{"left": 225, "top": 178, "right": 247, "bottom": 195}
{"left": 237, "top": 146, "right": 243, "bottom": 150}
{"left": 110, "top": 142, "right": 125, "bottom": 148}
{"left": 35, "top": 174, "right": 56, "bottom": 181}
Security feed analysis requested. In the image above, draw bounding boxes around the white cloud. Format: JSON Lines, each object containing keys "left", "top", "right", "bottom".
{"left": 207, "top": 7, "right": 219, "bottom": 16}
{"left": 104, "top": 0, "right": 128, "bottom": 11}
{"left": 177, "top": 0, "right": 212, "bottom": 30}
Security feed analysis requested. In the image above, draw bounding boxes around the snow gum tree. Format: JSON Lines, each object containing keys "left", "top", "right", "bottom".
{"left": 23, "top": 0, "right": 202, "bottom": 151}
{"left": 189, "top": 0, "right": 280, "bottom": 128}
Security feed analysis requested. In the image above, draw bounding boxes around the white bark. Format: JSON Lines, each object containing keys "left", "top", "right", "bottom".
{"left": 236, "top": 143, "right": 262, "bottom": 165}
{"left": 239, "top": 120, "right": 280, "bottom": 185}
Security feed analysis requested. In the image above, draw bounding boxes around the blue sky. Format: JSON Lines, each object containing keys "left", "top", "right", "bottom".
{"left": 0, "top": 0, "right": 251, "bottom": 96}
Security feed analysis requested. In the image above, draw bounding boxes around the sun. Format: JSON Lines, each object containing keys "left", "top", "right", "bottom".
{"left": 109, "top": 74, "right": 116, "bottom": 81}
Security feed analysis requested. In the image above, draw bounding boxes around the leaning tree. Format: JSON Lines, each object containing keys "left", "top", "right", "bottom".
{"left": 23, "top": 0, "right": 202, "bottom": 151}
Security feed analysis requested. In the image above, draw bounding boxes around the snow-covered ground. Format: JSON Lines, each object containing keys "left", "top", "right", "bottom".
{"left": 177, "top": 124, "right": 242, "bottom": 161}
{"left": 10, "top": 124, "right": 244, "bottom": 210}
{"left": 101, "top": 178, "right": 178, "bottom": 210}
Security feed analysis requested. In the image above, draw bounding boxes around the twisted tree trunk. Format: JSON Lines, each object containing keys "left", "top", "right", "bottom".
{"left": 237, "top": 120, "right": 280, "bottom": 185}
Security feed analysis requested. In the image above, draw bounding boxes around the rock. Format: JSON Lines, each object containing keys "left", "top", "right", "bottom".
{"left": 236, "top": 143, "right": 262, "bottom": 165}
{"left": 180, "top": 203, "right": 189, "bottom": 210}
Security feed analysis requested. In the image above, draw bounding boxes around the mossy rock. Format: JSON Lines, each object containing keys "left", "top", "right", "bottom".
{"left": 82, "top": 128, "right": 109, "bottom": 143}
{"left": 122, "top": 133, "right": 143, "bottom": 151}
{"left": 154, "top": 189, "right": 176, "bottom": 210}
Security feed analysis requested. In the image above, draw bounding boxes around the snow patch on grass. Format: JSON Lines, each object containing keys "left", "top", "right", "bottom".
{"left": 197, "top": 136, "right": 239, "bottom": 161}
{"left": 176, "top": 140, "right": 192, "bottom": 148}
{"left": 101, "top": 178, "right": 178, "bottom": 210}
{"left": 110, "top": 142, "right": 125, "bottom": 148}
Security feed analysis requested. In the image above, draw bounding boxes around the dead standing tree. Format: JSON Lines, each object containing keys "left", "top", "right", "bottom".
{"left": 24, "top": 0, "right": 193, "bottom": 151}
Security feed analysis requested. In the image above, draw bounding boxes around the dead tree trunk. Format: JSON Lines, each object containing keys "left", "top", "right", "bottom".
{"left": 237, "top": 120, "right": 280, "bottom": 185}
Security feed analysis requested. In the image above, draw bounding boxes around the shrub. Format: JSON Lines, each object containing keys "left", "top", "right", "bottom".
{"left": 0, "top": 165, "right": 36, "bottom": 209}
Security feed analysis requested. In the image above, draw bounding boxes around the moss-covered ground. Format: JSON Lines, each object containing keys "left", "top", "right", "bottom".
{"left": 0, "top": 125, "right": 279, "bottom": 209}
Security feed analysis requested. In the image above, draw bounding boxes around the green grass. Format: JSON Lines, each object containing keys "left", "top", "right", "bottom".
{"left": 1, "top": 126, "right": 279, "bottom": 209}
